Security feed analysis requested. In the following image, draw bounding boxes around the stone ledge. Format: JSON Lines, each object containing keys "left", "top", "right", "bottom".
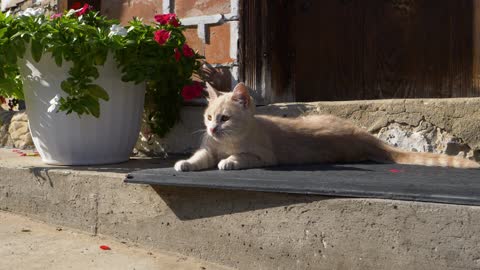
{"left": 4, "top": 98, "right": 480, "bottom": 161}
{"left": 145, "top": 98, "right": 480, "bottom": 160}
{"left": 0, "top": 149, "right": 479, "bottom": 270}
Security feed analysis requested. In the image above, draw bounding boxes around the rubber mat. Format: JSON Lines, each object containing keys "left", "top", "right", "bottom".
{"left": 125, "top": 163, "right": 480, "bottom": 206}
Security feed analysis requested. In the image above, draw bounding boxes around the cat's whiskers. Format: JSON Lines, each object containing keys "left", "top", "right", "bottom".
{"left": 192, "top": 129, "right": 206, "bottom": 135}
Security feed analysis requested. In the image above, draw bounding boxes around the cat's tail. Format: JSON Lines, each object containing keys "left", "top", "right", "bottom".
{"left": 383, "top": 145, "right": 480, "bottom": 169}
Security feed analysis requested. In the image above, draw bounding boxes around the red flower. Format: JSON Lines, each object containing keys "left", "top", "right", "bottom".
{"left": 50, "top": 13, "right": 62, "bottom": 19}
{"left": 154, "top": 13, "right": 180, "bottom": 27}
{"left": 76, "top": 3, "right": 91, "bottom": 16}
{"left": 154, "top": 30, "right": 170, "bottom": 45}
{"left": 174, "top": 48, "right": 181, "bottom": 61}
{"left": 71, "top": 1, "right": 82, "bottom": 9}
{"left": 182, "top": 44, "right": 194, "bottom": 58}
{"left": 181, "top": 82, "right": 204, "bottom": 101}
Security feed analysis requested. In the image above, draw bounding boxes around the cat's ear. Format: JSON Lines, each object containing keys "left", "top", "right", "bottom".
{"left": 231, "top": 82, "right": 251, "bottom": 108}
{"left": 205, "top": 82, "right": 219, "bottom": 101}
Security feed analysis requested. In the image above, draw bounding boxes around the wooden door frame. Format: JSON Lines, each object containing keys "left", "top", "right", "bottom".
{"left": 238, "top": 0, "right": 294, "bottom": 105}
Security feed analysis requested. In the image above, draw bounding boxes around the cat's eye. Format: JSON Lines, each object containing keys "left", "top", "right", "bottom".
{"left": 221, "top": 115, "right": 230, "bottom": 122}
{"left": 207, "top": 115, "right": 212, "bottom": 121}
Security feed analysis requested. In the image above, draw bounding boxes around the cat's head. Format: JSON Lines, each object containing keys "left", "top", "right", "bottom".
{"left": 203, "top": 82, "right": 255, "bottom": 141}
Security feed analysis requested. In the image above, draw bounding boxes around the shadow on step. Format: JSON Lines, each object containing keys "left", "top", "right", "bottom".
{"left": 152, "top": 185, "right": 328, "bottom": 220}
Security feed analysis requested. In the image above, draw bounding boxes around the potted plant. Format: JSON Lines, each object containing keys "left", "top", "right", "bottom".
{"left": 0, "top": 5, "right": 203, "bottom": 165}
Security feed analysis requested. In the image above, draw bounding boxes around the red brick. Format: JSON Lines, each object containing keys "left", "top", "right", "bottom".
{"left": 205, "top": 23, "right": 233, "bottom": 64}
{"left": 101, "top": 0, "right": 163, "bottom": 25}
{"left": 184, "top": 28, "right": 205, "bottom": 56}
{"left": 175, "top": 0, "right": 230, "bottom": 18}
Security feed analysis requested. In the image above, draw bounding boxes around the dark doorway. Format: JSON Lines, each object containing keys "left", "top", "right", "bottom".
{"left": 241, "top": 0, "right": 480, "bottom": 103}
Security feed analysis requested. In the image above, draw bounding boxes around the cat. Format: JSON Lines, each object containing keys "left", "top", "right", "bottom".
{"left": 174, "top": 82, "right": 480, "bottom": 171}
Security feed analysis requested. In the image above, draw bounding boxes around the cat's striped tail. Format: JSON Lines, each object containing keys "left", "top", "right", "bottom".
{"left": 386, "top": 146, "right": 480, "bottom": 169}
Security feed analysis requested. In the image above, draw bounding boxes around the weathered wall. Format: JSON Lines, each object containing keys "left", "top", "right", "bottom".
{"left": 136, "top": 98, "right": 480, "bottom": 162}
{"left": 3, "top": 98, "right": 480, "bottom": 162}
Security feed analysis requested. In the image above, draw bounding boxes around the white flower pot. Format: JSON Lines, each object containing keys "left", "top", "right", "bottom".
{"left": 19, "top": 51, "right": 145, "bottom": 165}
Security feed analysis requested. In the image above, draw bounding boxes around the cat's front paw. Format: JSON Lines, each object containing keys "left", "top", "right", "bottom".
{"left": 218, "top": 159, "right": 238, "bottom": 170}
{"left": 174, "top": 160, "right": 194, "bottom": 172}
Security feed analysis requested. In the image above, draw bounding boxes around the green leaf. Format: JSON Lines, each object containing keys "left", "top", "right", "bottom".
{"left": 0, "top": 28, "right": 7, "bottom": 39}
{"left": 85, "top": 84, "right": 109, "bottom": 101}
{"left": 10, "top": 31, "right": 24, "bottom": 39}
{"left": 31, "top": 38, "right": 43, "bottom": 62}
{"left": 60, "top": 80, "right": 74, "bottom": 94}
{"left": 5, "top": 46, "right": 16, "bottom": 64}
{"left": 0, "top": 78, "right": 15, "bottom": 90}
{"left": 14, "top": 40, "right": 26, "bottom": 57}
{"left": 83, "top": 96, "right": 100, "bottom": 118}
{"left": 94, "top": 50, "right": 107, "bottom": 65}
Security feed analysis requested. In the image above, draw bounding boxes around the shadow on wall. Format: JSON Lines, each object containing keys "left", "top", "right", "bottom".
{"left": 198, "top": 62, "right": 237, "bottom": 93}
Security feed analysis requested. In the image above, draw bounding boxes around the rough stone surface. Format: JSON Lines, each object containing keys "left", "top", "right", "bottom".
{"left": 0, "top": 150, "right": 479, "bottom": 270}
{"left": 0, "top": 110, "right": 15, "bottom": 147}
{"left": 0, "top": 110, "right": 33, "bottom": 149}
{"left": 376, "top": 122, "right": 473, "bottom": 158}
{"left": 8, "top": 112, "right": 33, "bottom": 149}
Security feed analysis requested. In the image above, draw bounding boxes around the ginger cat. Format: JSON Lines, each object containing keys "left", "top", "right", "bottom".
{"left": 174, "top": 83, "right": 480, "bottom": 171}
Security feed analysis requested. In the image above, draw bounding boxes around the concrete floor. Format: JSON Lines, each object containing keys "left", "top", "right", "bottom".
{"left": 0, "top": 211, "right": 232, "bottom": 270}
{"left": 2, "top": 148, "right": 480, "bottom": 269}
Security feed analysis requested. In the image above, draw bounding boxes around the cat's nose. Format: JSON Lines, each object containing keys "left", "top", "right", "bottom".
{"left": 209, "top": 127, "right": 218, "bottom": 134}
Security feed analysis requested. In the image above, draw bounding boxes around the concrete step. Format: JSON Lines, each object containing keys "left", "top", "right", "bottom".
{"left": 0, "top": 149, "right": 479, "bottom": 270}
{"left": 0, "top": 211, "right": 232, "bottom": 270}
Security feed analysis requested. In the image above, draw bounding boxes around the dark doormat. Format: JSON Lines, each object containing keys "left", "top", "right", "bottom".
{"left": 125, "top": 163, "right": 480, "bottom": 206}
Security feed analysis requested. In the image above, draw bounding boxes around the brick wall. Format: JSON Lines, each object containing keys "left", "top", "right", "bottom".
{"left": 99, "top": 0, "right": 239, "bottom": 91}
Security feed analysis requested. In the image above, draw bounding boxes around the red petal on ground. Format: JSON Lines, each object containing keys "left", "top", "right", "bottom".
{"left": 99, "top": 245, "right": 111, "bottom": 250}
